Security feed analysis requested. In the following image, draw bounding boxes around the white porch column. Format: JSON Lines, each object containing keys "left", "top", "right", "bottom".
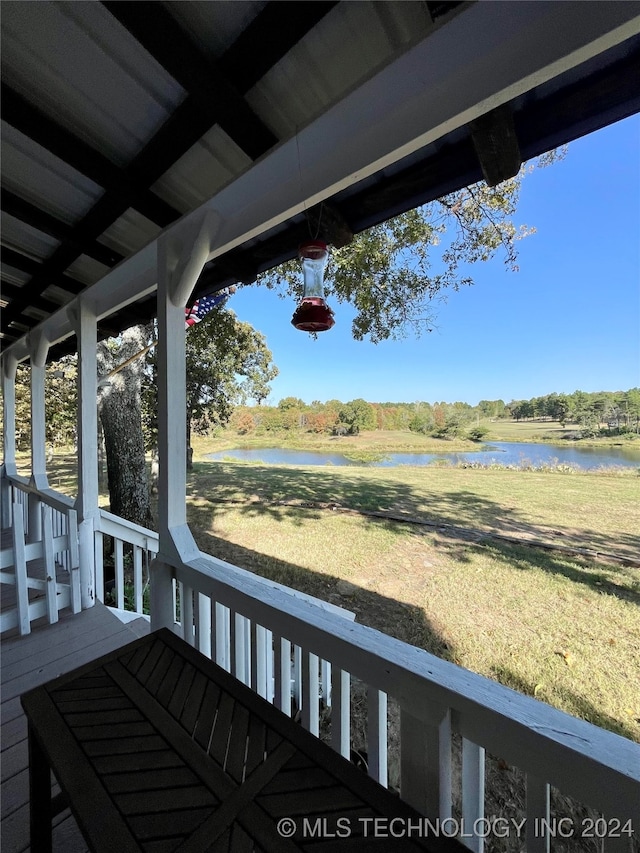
{"left": 152, "top": 212, "right": 219, "bottom": 630}
{"left": 69, "top": 301, "right": 98, "bottom": 609}
{"left": 1, "top": 354, "right": 18, "bottom": 528}
{"left": 28, "top": 333, "right": 49, "bottom": 543}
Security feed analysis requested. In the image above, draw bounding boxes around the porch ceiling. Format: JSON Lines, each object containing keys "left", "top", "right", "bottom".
{"left": 1, "top": 1, "right": 640, "bottom": 361}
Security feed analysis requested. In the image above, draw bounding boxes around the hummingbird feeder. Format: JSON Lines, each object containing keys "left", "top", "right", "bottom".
{"left": 291, "top": 240, "right": 335, "bottom": 332}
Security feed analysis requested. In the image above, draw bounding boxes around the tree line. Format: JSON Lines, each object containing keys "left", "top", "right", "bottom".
{"left": 228, "top": 388, "right": 640, "bottom": 441}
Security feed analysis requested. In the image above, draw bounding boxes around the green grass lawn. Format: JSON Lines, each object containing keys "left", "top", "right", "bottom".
{"left": 29, "top": 445, "right": 640, "bottom": 741}
{"left": 187, "top": 460, "right": 640, "bottom": 742}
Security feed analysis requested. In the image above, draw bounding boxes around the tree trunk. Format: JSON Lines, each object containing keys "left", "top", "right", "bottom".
{"left": 97, "top": 326, "right": 153, "bottom": 528}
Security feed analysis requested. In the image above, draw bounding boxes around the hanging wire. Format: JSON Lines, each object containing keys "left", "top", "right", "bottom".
{"left": 295, "top": 126, "right": 323, "bottom": 240}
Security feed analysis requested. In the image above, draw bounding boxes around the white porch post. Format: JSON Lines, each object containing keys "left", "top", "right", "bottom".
{"left": 28, "top": 333, "right": 49, "bottom": 543}
{"left": 1, "top": 354, "right": 18, "bottom": 528}
{"left": 69, "top": 301, "right": 98, "bottom": 609}
{"left": 151, "top": 212, "right": 218, "bottom": 631}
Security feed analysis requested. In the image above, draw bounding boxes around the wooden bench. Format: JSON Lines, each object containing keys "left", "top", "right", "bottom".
{"left": 22, "top": 628, "right": 465, "bottom": 852}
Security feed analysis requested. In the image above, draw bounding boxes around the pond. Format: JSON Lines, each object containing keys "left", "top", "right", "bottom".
{"left": 205, "top": 440, "right": 640, "bottom": 471}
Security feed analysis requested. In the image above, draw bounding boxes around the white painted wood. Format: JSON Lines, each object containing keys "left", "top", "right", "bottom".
{"left": 27, "top": 492, "right": 42, "bottom": 546}
{"left": 214, "top": 602, "right": 230, "bottom": 671}
{"left": 156, "top": 236, "right": 194, "bottom": 563}
{"left": 400, "top": 708, "right": 429, "bottom": 812}
{"left": 1, "top": 471, "right": 13, "bottom": 529}
{"left": 331, "top": 668, "right": 350, "bottom": 758}
{"left": 67, "top": 509, "right": 79, "bottom": 569}
{"left": 275, "top": 636, "right": 291, "bottom": 716}
{"left": 94, "top": 530, "right": 104, "bottom": 603}
{"left": 231, "top": 611, "right": 248, "bottom": 684}
{"left": 302, "top": 652, "right": 320, "bottom": 736}
{"left": 321, "top": 658, "right": 331, "bottom": 707}
{"left": 97, "top": 509, "right": 159, "bottom": 550}
{"left": 179, "top": 552, "right": 640, "bottom": 824}
{"left": 133, "top": 546, "right": 143, "bottom": 615}
{"left": 70, "top": 562, "right": 82, "bottom": 615}
{"left": 28, "top": 342, "right": 49, "bottom": 492}
{"left": 292, "top": 644, "right": 302, "bottom": 713}
{"left": 148, "top": 559, "right": 175, "bottom": 632}
{"left": 70, "top": 300, "right": 98, "bottom": 608}
{"left": 181, "top": 582, "right": 194, "bottom": 646}
{"left": 264, "top": 629, "right": 274, "bottom": 703}
{"left": 526, "top": 774, "right": 550, "bottom": 853}
{"left": 114, "top": 538, "right": 124, "bottom": 610}
{"left": 1, "top": 587, "right": 71, "bottom": 635}
{"left": 424, "top": 707, "right": 452, "bottom": 820}
{"left": 462, "top": 739, "right": 485, "bottom": 853}
{"left": 196, "top": 592, "right": 212, "bottom": 658}
{"left": 2, "top": 354, "right": 18, "bottom": 478}
{"left": 254, "top": 624, "right": 268, "bottom": 699}
{"left": 12, "top": 505, "right": 29, "bottom": 636}
{"left": 41, "top": 505, "right": 58, "bottom": 626}
{"left": 367, "top": 687, "right": 388, "bottom": 787}
{"left": 4, "top": 3, "right": 638, "bottom": 374}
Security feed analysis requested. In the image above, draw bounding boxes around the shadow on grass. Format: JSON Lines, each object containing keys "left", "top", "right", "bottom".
{"left": 188, "top": 512, "right": 455, "bottom": 662}
{"left": 458, "top": 539, "right": 640, "bottom": 607}
{"left": 187, "top": 461, "right": 640, "bottom": 603}
{"left": 492, "top": 665, "right": 638, "bottom": 741}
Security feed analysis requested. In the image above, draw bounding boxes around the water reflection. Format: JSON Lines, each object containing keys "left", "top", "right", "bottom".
{"left": 206, "top": 441, "right": 640, "bottom": 471}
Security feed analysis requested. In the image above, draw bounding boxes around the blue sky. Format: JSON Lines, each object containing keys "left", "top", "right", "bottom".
{"left": 229, "top": 114, "right": 640, "bottom": 407}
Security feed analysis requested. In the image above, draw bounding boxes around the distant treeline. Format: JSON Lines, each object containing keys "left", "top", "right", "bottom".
{"left": 229, "top": 389, "right": 640, "bottom": 440}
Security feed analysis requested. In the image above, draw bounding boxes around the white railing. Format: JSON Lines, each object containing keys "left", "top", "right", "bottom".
{"left": 0, "top": 476, "right": 80, "bottom": 635}
{"left": 94, "top": 509, "right": 159, "bottom": 617}
{"left": 151, "top": 550, "right": 640, "bottom": 853}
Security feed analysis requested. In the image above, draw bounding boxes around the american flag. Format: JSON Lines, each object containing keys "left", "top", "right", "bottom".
{"left": 184, "top": 290, "right": 232, "bottom": 329}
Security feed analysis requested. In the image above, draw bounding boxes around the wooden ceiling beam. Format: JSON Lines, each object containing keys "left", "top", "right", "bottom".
{"left": 0, "top": 247, "right": 85, "bottom": 294}
{"left": 1, "top": 84, "right": 180, "bottom": 228}
{"left": 1, "top": 281, "right": 61, "bottom": 314}
{"left": 470, "top": 104, "right": 522, "bottom": 188}
{"left": 1, "top": 188, "right": 124, "bottom": 268}
{"left": 1, "top": 2, "right": 338, "bottom": 340}
{"left": 219, "top": 2, "right": 339, "bottom": 93}
{"left": 103, "top": 2, "right": 277, "bottom": 161}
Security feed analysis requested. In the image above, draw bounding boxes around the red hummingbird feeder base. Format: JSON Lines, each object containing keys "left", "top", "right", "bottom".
{"left": 291, "top": 297, "right": 335, "bottom": 332}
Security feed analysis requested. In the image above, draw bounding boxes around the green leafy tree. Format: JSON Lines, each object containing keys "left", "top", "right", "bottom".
{"left": 259, "top": 153, "right": 565, "bottom": 343}
{"left": 143, "top": 308, "right": 278, "bottom": 467}
{"left": 183, "top": 310, "right": 277, "bottom": 452}
{"left": 338, "top": 398, "right": 376, "bottom": 434}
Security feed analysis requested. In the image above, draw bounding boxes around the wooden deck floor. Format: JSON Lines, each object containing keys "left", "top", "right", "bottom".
{"left": 1, "top": 603, "right": 150, "bottom": 853}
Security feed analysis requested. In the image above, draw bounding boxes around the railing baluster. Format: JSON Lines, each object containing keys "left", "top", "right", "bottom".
{"left": 331, "top": 667, "right": 350, "bottom": 758}
{"left": 302, "top": 652, "right": 320, "bottom": 735}
{"left": 41, "top": 505, "right": 58, "bottom": 625}
{"left": 196, "top": 593, "right": 212, "bottom": 658}
{"left": 114, "top": 538, "right": 124, "bottom": 610}
{"left": 264, "top": 629, "right": 274, "bottom": 703}
{"left": 182, "top": 584, "right": 194, "bottom": 646}
{"left": 274, "top": 636, "right": 291, "bottom": 715}
{"left": 526, "top": 774, "right": 550, "bottom": 853}
{"left": 94, "top": 531, "right": 104, "bottom": 602}
{"left": 133, "top": 546, "right": 143, "bottom": 614}
{"left": 68, "top": 509, "right": 79, "bottom": 572}
{"left": 12, "top": 503, "right": 30, "bottom": 636}
{"left": 367, "top": 687, "right": 388, "bottom": 787}
{"left": 252, "top": 624, "right": 268, "bottom": 698}
{"left": 172, "top": 578, "right": 178, "bottom": 624}
{"left": 292, "top": 645, "right": 302, "bottom": 713}
{"left": 462, "top": 738, "right": 485, "bottom": 853}
{"left": 231, "top": 611, "right": 247, "bottom": 683}
{"left": 321, "top": 658, "right": 331, "bottom": 707}
{"left": 214, "top": 602, "right": 230, "bottom": 671}
{"left": 400, "top": 705, "right": 452, "bottom": 818}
